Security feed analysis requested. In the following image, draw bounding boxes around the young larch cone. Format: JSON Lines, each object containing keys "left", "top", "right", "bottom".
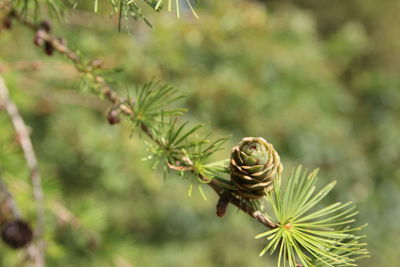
{"left": 230, "top": 137, "right": 282, "bottom": 199}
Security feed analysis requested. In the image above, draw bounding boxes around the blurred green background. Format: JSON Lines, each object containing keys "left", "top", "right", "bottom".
{"left": 1, "top": 0, "right": 399, "bottom": 266}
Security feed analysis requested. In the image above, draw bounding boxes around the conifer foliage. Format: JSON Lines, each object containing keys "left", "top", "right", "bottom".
{"left": 0, "top": 1, "right": 370, "bottom": 266}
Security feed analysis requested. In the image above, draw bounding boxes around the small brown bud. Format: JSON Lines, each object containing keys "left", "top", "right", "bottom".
{"left": 216, "top": 192, "right": 230, "bottom": 217}
{"left": 107, "top": 109, "right": 121, "bottom": 125}
{"left": 44, "top": 41, "right": 54, "bottom": 55}
{"left": 1, "top": 220, "right": 33, "bottom": 249}
{"left": 40, "top": 20, "right": 51, "bottom": 32}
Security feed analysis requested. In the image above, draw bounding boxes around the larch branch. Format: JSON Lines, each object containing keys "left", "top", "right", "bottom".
{"left": 6, "top": 9, "right": 277, "bottom": 230}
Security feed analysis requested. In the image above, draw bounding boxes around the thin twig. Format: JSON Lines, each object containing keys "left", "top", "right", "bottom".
{"left": 7, "top": 9, "right": 278, "bottom": 230}
{"left": 0, "top": 76, "right": 45, "bottom": 267}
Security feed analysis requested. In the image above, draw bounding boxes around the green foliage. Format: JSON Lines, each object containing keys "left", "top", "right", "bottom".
{"left": 12, "top": 0, "right": 67, "bottom": 20}
{"left": 105, "top": 0, "right": 199, "bottom": 29}
{"left": 257, "top": 167, "right": 368, "bottom": 266}
{"left": 11, "top": 0, "right": 198, "bottom": 28}
{"left": 132, "top": 82, "right": 230, "bottom": 184}
{"left": 130, "top": 81, "right": 186, "bottom": 128}
{"left": 147, "top": 118, "right": 203, "bottom": 166}
{"left": 184, "top": 134, "right": 229, "bottom": 179}
{"left": 154, "top": 0, "right": 199, "bottom": 18}
{"left": 2, "top": 0, "right": 400, "bottom": 266}
{"left": 108, "top": 0, "right": 158, "bottom": 29}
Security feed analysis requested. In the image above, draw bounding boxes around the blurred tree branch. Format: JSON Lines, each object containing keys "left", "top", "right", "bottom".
{"left": 0, "top": 76, "right": 45, "bottom": 267}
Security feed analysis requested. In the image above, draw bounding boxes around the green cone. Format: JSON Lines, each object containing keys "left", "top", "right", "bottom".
{"left": 230, "top": 137, "right": 282, "bottom": 199}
